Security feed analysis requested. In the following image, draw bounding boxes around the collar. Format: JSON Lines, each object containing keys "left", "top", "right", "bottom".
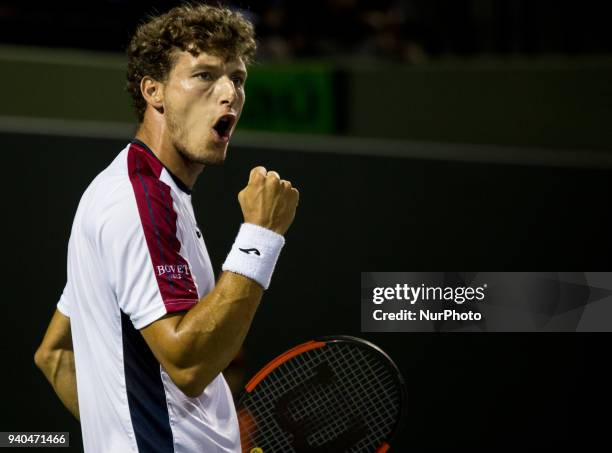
{"left": 130, "top": 138, "right": 192, "bottom": 195}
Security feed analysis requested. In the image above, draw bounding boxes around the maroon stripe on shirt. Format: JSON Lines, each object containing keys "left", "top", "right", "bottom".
{"left": 127, "top": 143, "right": 198, "bottom": 313}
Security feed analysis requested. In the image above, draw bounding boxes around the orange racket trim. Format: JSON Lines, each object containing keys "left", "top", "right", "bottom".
{"left": 245, "top": 340, "right": 326, "bottom": 392}
{"left": 376, "top": 442, "right": 391, "bottom": 452}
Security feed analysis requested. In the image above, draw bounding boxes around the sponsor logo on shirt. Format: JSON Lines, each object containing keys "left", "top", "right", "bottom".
{"left": 156, "top": 264, "right": 192, "bottom": 279}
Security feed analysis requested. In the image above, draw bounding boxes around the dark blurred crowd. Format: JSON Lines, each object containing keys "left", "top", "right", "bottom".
{"left": 1, "top": 0, "right": 611, "bottom": 62}
{"left": 247, "top": 0, "right": 427, "bottom": 62}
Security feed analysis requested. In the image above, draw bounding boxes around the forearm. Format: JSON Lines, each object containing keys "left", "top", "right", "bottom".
{"left": 173, "top": 271, "right": 263, "bottom": 390}
{"left": 142, "top": 167, "right": 298, "bottom": 397}
{"left": 36, "top": 349, "right": 80, "bottom": 420}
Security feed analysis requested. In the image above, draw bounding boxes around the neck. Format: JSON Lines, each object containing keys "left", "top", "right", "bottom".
{"left": 135, "top": 120, "right": 204, "bottom": 189}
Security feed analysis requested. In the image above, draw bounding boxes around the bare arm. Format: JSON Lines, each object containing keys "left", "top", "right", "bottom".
{"left": 141, "top": 166, "right": 299, "bottom": 397}
{"left": 34, "top": 310, "right": 79, "bottom": 420}
{"left": 142, "top": 272, "right": 262, "bottom": 397}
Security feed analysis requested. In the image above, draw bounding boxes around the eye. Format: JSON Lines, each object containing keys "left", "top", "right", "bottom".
{"left": 231, "top": 75, "right": 245, "bottom": 87}
{"left": 196, "top": 72, "right": 213, "bottom": 81}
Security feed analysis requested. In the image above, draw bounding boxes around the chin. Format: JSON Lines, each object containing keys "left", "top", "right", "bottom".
{"left": 200, "top": 154, "right": 226, "bottom": 166}
{"left": 179, "top": 143, "right": 227, "bottom": 166}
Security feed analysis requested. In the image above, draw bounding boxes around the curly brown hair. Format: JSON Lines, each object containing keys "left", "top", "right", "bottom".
{"left": 126, "top": 3, "right": 256, "bottom": 122}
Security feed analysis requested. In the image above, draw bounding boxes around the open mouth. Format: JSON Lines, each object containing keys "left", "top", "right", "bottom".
{"left": 212, "top": 114, "right": 236, "bottom": 142}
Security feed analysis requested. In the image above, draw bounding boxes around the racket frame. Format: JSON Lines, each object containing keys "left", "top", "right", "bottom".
{"left": 238, "top": 335, "right": 407, "bottom": 452}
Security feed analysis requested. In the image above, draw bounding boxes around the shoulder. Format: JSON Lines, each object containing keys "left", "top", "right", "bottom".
{"left": 86, "top": 143, "right": 177, "bottom": 240}
{"left": 74, "top": 142, "right": 182, "bottom": 248}
{"left": 75, "top": 145, "right": 139, "bottom": 236}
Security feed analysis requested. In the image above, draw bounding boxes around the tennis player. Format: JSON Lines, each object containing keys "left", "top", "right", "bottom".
{"left": 34, "top": 4, "right": 299, "bottom": 452}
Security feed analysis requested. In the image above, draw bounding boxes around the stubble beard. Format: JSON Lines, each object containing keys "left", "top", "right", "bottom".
{"left": 176, "top": 141, "right": 226, "bottom": 166}
{"left": 166, "top": 109, "right": 227, "bottom": 166}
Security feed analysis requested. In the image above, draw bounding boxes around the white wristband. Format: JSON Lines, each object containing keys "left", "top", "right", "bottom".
{"left": 222, "top": 223, "right": 285, "bottom": 289}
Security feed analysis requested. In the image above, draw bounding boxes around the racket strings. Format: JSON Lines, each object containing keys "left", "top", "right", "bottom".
{"left": 241, "top": 350, "right": 394, "bottom": 444}
{"left": 240, "top": 348, "right": 399, "bottom": 452}
{"left": 239, "top": 343, "right": 402, "bottom": 453}
{"left": 287, "top": 355, "right": 367, "bottom": 447}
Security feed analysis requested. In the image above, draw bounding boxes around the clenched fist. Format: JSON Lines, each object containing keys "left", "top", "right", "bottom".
{"left": 238, "top": 166, "right": 299, "bottom": 236}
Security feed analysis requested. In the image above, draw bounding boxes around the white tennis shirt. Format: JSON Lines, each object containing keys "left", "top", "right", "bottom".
{"left": 56, "top": 139, "right": 240, "bottom": 453}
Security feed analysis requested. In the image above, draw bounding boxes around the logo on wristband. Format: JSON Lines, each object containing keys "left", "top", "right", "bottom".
{"left": 239, "top": 247, "right": 261, "bottom": 256}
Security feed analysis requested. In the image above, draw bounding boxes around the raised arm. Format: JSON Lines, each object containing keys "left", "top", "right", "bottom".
{"left": 34, "top": 309, "right": 80, "bottom": 420}
{"left": 141, "top": 166, "right": 299, "bottom": 397}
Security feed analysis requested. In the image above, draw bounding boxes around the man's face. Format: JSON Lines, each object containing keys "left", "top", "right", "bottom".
{"left": 162, "top": 50, "right": 247, "bottom": 165}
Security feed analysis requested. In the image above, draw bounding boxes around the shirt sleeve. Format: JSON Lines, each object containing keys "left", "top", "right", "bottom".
{"left": 56, "top": 284, "right": 72, "bottom": 317}
{"left": 100, "top": 178, "right": 199, "bottom": 330}
{"left": 57, "top": 231, "right": 77, "bottom": 317}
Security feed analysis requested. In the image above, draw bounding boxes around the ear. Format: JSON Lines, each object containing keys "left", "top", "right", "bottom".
{"left": 140, "top": 76, "right": 164, "bottom": 111}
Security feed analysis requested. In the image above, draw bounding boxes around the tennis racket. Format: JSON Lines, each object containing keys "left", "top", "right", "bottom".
{"left": 236, "top": 335, "right": 407, "bottom": 453}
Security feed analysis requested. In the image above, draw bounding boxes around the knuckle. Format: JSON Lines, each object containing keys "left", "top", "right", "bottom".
{"left": 250, "top": 166, "right": 267, "bottom": 181}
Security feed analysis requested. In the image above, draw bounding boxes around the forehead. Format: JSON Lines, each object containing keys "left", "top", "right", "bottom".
{"left": 170, "top": 49, "right": 246, "bottom": 73}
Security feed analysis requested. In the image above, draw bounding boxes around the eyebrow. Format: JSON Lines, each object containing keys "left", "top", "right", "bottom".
{"left": 192, "top": 63, "right": 247, "bottom": 77}
{"left": 193, "top": 63, "right": 220, "bottom": 71}
{"left": 232, "top": 69, "right": 248, "bottom": 79}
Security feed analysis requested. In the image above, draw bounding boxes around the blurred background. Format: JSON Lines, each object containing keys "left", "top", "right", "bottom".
{"left": 2, "top": 1, "right": 611, "bottom": 452}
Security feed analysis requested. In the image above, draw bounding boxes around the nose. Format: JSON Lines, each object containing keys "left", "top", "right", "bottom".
{"left": 218, "top": 76, "right": 238, "bottom": 107}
